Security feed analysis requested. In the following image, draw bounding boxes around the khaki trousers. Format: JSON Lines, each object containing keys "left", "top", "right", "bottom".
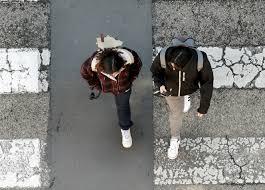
{"left": 165, "top": 96, "right": 184, "bottom": 138}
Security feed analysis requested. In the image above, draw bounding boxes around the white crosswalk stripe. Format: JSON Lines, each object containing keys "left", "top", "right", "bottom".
{"left": 0, "top": 48, "right": 50, "bottom": 94}
{"left": 154, "top": 137, "right": 265, "bottom": 185}
{"left": 0, "top": 139, "right": 47, "bottom": 188}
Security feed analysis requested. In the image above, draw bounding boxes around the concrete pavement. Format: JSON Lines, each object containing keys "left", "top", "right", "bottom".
{"left": 0, "top": 0, "right": 50, "bottom": 188}
{"left": 153, "top": 0, "right": 265, "bottom": 189}
{"left": 48, "top": 0, "right": 153, "bottom": 189}
{"left": 1, "top": 0, "right": 265, "bottom": 189}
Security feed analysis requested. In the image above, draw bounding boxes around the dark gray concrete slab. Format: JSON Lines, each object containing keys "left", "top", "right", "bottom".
{"left": 48, "top": 0, "right": 153, "bottom": 189}
{"left": 152, "top": 0, "right": 265, "bottom": 47}
{"left": 0, "top": 1, "right": 50, "bottom": 48}
{"left": 0, "top": 93, "right": 49, "bottom": 140}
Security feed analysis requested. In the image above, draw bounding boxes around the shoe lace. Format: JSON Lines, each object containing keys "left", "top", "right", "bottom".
{"left": 122, "top": 130, "right": 130, "bottom": 139}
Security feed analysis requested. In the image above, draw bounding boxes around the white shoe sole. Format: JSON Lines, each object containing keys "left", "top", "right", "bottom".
{"left": 122, "top": 139, "right": 132, "bottom": 148}
{"left": 122, "top": 137, "right": 132, "bottom": 148}
{"left": 123, "top": 143, "right": 132, "bottom": 149}
{"left": 167, "top": 151, "right": 178, "bottom": 160}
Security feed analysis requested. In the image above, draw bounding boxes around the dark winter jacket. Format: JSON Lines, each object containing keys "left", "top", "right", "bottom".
{"left": 150, "top": 47, "right": 214, "bottom": 114}
{"left": 80, "top": 47, "right": 142, "bottom": 95}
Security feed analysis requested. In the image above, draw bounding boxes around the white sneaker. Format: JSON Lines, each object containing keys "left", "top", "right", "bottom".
{"left": 121, "top": 129, "right": 132, "bottom": 148}
{"left": 167, "top": 137, "right": 180, "bottom": 160}
{"left": 183, "top": 95, "right": 191, "bottom": 113}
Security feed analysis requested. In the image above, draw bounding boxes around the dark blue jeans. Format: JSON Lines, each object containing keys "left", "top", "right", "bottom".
{"left": 114, "top": 89, "right": 133, "bottom": 130}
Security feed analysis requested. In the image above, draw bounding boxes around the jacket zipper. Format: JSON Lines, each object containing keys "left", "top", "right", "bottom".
{"left": 178, "top": 71, "right": 181, "bottom": 96}
{"left": 117, "top": 73, "right": 119, "bottom": 93}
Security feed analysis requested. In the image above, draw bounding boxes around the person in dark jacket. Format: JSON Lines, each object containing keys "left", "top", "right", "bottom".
{"left": 80, "top": 35, "right": 142, "bottom": 148}
{"left": 150, "top": 36, "right": 213, "bottom": 159}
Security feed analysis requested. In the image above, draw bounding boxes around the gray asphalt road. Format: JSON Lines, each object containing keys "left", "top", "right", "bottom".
{"left": 48, "top": 0, "right": 153, "bottom": 189}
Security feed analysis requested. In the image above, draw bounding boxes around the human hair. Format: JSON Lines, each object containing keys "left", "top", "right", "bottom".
{"left": 96, "top": 49, "right": 126, "bottom": 73}
{"left": 167, "top": 47, "right": 192, "bottom": 68}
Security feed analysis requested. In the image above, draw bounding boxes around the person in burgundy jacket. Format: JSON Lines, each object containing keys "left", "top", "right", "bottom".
{"left": 80, "top": 35, "right": 142, "bottom": 148}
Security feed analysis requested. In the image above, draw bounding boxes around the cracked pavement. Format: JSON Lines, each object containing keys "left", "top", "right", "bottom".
{"left": 0, "top": 48, "right": 50, "bottom": 93}
{"left": 0, "top": 139, "right": 49, "bottom": 188}
{"left": 154, "top": 137, "right": 265, "bottom": 185}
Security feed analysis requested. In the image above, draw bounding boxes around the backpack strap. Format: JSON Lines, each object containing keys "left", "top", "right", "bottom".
{"left": 159, "top": 46, "right": 170, "bottom": 69}
{"left": 159, "top": 46, "right": 204, "bottom": 72}
{"left": 195, "top": 49, "right": 203, "bottom": 72}
{"left": 160, "top": 45, "right": 187, "bottom": 69}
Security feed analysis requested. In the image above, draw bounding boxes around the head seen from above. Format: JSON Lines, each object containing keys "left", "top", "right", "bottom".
{"left": 97, "top": 49, "right": 126, "bottom": 74}
{"left": 169, "top": 47, "right": 192, "bottom": 70}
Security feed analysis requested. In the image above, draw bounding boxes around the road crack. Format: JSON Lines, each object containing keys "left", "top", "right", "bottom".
{"left": 225, "top": 136, "right": 248, "bottom": 184}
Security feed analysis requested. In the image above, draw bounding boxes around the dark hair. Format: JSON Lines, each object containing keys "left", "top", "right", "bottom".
{"left": 96, "top": 49, "right": 126, "bottom": 74}
{"left": 167, "top": 47, "right": 192, "bottom": 68}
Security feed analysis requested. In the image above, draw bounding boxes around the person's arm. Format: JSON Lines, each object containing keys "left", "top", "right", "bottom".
{"left": 197, "top": 52, "right": 214, "bottom": 114}
{"left": 80, "top": 52, "right": 101, "bottom": 90}
{"left": 150, "top": 53, "right": 166, "bottom": 88}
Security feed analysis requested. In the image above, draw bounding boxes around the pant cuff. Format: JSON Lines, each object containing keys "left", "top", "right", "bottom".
{"left": 119, "top": 121, "right": 134, "bottom": 130}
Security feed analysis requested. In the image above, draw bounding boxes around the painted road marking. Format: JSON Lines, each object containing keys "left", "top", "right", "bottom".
{"left": 154, "top": 137, "right": 265, "bottom": 185}
{"left": 0, "top": 48, "right": 50, "bottom": 94}
{"left": 0, "top": 138, "right": 45, "bottom": 188}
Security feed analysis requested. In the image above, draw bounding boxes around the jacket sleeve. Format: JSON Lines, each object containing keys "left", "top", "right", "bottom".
{"left": 80, "top": 52, "right": 101, "bottom": 90}
{"left": 197, "top": 52, "right": 214, "bottom": 114}
{"left": 125, "top": 48, "right": 142, "bottom": 82}
{"left": 150, "top": 52, "right": 166, "bottom": 88}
